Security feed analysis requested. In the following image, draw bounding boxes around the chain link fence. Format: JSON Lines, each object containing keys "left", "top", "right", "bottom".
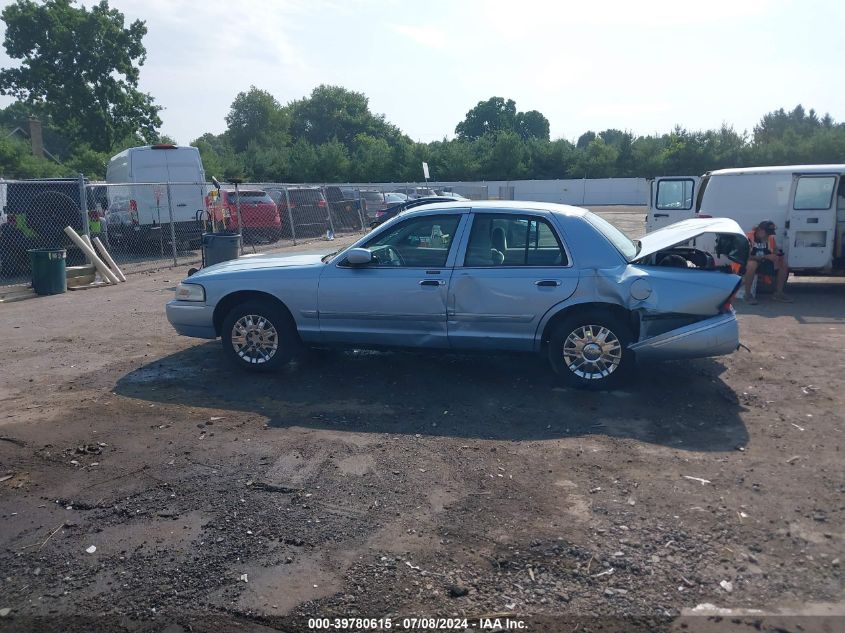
{"left": 0, "top": 178, "right": 492, "bottom": 288}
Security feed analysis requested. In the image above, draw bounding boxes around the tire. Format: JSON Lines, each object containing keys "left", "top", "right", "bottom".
{"left": 548, "top": 309, "right": 634, "bottom": 390}
{"left": 221, "top": 299, "right": 299, "bottom": 372}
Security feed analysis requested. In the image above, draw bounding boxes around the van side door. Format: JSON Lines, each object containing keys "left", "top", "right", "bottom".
{"left": 786, "top": 173, "right": 839, "bottom": 270}
{"left": 646, "top": 176, "right": 700, "bottom": 232}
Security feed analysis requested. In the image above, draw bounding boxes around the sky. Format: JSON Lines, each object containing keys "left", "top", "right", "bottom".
{"left": 0, "top": 0, "right": 843, "bottom": 145}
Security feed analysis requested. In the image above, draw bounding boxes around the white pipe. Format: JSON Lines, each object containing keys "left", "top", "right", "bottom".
{"left": 79, "top": 233, "right": 94, "bottom": 264}
{"left": 63, "top": 227, "right": 119, "bottom": 285}
{"left": 92, "top": 236, "right": 126, "bottom": 282}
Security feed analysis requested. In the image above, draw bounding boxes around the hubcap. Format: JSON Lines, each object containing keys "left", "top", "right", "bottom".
{"left": 562, "top": 324, "right": 622, "bottom": 380}
{"left": 231, "top": 314, "right": 279, "bottom": 364}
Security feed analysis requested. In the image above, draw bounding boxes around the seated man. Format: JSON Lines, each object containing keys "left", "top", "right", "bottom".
{"left": 742, "top": 220, "right": 792, "bottom": 304}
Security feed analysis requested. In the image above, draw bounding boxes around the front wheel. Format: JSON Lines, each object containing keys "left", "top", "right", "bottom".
{"left": 221, "top": 300, "right": 298, "bottom": 372}
{"left": 548, "top": 310, "right": 634, "bottom": 390}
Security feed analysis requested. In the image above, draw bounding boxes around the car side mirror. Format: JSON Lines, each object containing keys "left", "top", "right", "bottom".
{"left": 345, "top": 248, "right": 373, "bottom": 266}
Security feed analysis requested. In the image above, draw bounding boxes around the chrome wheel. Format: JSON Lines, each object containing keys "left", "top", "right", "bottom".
{"left": 230, "top": 314, "right": 279, "bottom": 364}
{"left": 562, "top": 324, "right": 622, "bottom": 380}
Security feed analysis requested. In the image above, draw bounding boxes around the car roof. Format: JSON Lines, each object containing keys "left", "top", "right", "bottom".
{"left": 707, "top": 164, "right": 845, "bottom": 177}
{"left": 402, "top": 200, "right": 589, "bottom": 217}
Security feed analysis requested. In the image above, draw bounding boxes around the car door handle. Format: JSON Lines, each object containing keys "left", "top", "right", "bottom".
{"left": 176, "top": 203, "right": 187, "bottom": 207}
{"left": 419, "top": 280, "right": 444, "bottom": 286}
{"left": 535, "top": 280, "right": 560, "bottom": 287}
{"left": 653, "top": 213, "right": 669, "bottom": 218}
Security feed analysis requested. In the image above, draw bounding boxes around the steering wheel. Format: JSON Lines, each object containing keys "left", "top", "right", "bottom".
{"left": 383, "top": 245, "right": 405, "bottom": 266}
{"left": 370, "top": 245, "right": 405, "bottom": 266}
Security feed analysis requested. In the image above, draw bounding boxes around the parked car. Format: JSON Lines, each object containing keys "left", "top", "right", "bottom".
{"left": 167, "top": 201, "right": 748, "bottom": 389}
{"left": 209, "top": 189, "right": 282, "bottom": 243}
{"left": 394, "top": 186, "right": 438, "bottom": 199}
{"left": 357, "top": 190, "right": 408, "bottom": 220}
{"left": 370, "top": 196, "right": 462, "bottom": 228}
{"left": 434, "top": 189, "right": 469, "bottom": 200}
{"left": 266, "top": 187, "right": 330, "bottom": 238}
{"left": 323, "top": 186, "right": 366, "bottom": 230}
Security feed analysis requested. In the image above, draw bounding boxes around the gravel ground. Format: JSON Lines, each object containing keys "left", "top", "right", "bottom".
{"left": 0, "top": 206, "right": 843, "bottom": 632}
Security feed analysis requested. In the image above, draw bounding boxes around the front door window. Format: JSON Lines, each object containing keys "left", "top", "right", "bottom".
{"left": 361, "top": 214, "right": 461, "bottom": 267}
{"left": 656, "top": 179, "right": 695, "bottom": 210}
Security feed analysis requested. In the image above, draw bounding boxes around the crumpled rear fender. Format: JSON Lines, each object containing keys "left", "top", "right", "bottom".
{"left": 533, "top": 265, "right": 741, "bottom": 351}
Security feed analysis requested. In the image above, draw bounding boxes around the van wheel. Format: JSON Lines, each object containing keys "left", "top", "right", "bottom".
{"left": 221, "top": 300, "right": 298, "bottom": 372}
{"left": 548, "top": 310, "right": 633, "bottom": 390}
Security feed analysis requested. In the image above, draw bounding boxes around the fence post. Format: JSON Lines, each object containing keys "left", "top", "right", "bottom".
{"left": 356, "top": 189, "right": 366, "bottom": 231}
{"left": 283, "top": 187, "right": 297, "bottom": 245}
{"left": 232, "top": 181, "right": 245, "bottom": 255}
{"left": 165, "top": 183, "right": 178, "bottom": 267}
{"left": 78, "top": 173, "right": 90, "bottom": 236}
{"left": 321, "top": 185, "right": 335, "bottom": 239}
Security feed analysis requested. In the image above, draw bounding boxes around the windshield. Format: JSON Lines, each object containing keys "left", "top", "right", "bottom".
{"left": 584, "top": 211, "right": 638, "bottom": 260}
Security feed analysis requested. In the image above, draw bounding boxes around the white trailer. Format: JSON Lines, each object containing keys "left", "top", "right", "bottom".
{"left": 647, "top": 165, "right": 845, "bottom": 273}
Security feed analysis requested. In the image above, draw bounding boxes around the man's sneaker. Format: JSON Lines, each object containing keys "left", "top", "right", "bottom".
{"left": 772, "top": 293, "right": 794, "bottom": 303}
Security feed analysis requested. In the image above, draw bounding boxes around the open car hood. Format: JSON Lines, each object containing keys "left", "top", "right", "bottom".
{"left": 633, "top": 217, "right": 747, "bottom": 261}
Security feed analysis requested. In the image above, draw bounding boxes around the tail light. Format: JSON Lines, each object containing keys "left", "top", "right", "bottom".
{"left": 129, "top": 199, "right": 139, "bottom": 225}
{"left": 317, "top": 199, "right": 327, "bottom": 208}
{"left": 720, "top": 279, "right": 743, "bottom": 313}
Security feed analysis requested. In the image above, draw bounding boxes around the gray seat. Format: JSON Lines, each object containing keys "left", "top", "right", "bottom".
{"left": 491, "top": 226, "right": 506, "bottom": 265}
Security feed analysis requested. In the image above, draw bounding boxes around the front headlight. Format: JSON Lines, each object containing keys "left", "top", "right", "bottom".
{"left": 175, "top": 282, "right": 205, "bottom": 302}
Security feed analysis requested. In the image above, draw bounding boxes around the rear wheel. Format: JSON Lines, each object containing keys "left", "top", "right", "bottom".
{"left": 548, "top": 310, "right": 634, "bottom": 390}
{"left": 221, "top": 300, "right": 298, "bottom": 372}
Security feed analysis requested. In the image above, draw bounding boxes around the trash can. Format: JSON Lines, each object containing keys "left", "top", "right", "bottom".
{"left": 202, "top": 232, "right": 241, "bottom": 267}
{"left": 28, "top": 248, "right": 67, "bottom": 296}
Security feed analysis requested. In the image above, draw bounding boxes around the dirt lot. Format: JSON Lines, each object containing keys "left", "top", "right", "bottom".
{"left": 1, "top": 207, "right": 843, "bottom": 632}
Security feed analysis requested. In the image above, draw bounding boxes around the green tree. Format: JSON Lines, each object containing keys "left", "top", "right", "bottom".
{"left": 351, "top": 134, "right": 392, "bottom": 182}
{"left": 287, "top": 139, "right": 319, "bottom": 182}
{"left": 483, "top": 131, "right": 528, "bottom": 180}
{"left": 455, "top": 97, "right": 518, "bottom": 141}
{"left": 576, "top": 131, "right": 596, "bottom": 150}
{"left": 0, "top": 134, "right": 66, "bottom": 178}
{"left": 575, "top": 137, "right": 618, "bottom": 178}
{"left": 455, "top": 98, "right": 551, "bottom": 142}
{"left": 516, "top": 110, "right": 550, "bottom": 141}
{"left": 225, "top": 87, "right": 287, "bottom": 153}
{"left": 0, "top": 0, "right": 161, "bottom": 152}
{"left": 288, "top": 85, "right": 398, "bottom": 149}
{"left": 314, "top": 139, "right": 350, "bottom": 182}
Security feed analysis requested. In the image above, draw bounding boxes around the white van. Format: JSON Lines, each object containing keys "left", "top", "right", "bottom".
{"left": 105, "top": 144, "right": 208, "bottom": 247}
{"left": 647, "top": 165, "right": 845, "bottom": 273}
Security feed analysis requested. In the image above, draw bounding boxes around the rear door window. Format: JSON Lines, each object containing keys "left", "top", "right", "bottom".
{"left": 291, "top": 190, "right": 324, "bottom": 204}
{"left": 464, "top": 214, "right": 567, "bottom": 267}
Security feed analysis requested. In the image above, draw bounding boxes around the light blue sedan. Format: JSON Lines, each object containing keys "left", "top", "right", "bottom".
{"left": 167, "top": 201, "right": 748, "bottom": 389}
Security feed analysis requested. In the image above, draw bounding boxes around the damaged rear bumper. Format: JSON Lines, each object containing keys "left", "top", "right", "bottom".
{"left": 629, "top": 312, "right": 739, "bottom": 362}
